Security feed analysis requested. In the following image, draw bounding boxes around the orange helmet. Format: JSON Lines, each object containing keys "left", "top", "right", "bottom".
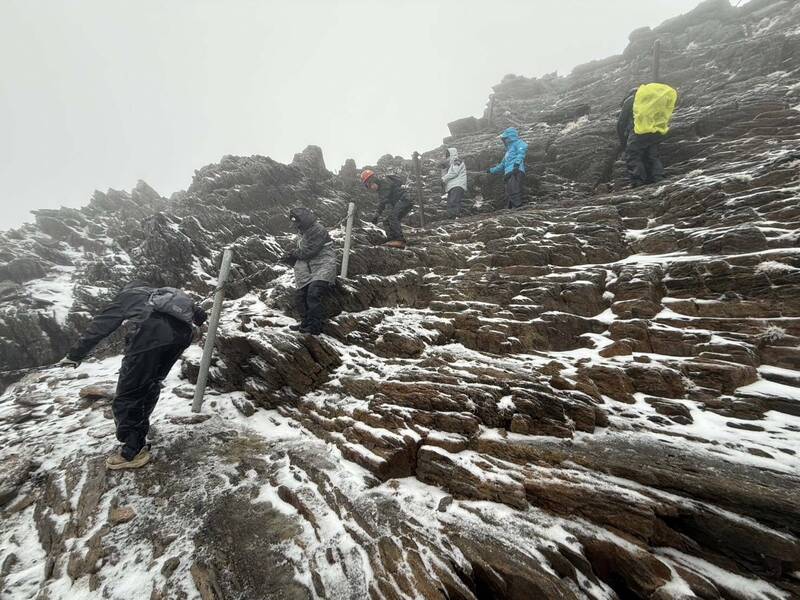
{"left": 360, "top": 169, "right": 375, "bottom": 186}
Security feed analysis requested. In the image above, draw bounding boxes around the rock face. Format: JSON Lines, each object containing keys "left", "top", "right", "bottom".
{"left": 2, "top": 1, "right": 800, "bottom": 599}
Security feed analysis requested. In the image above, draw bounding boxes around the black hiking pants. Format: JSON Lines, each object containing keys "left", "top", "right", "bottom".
{"left": 446, "top": 187, "right": 464, "bottom": 218}
{"left": 294, "top": 280, "right": 329, "bottom": 334}
{"left": 624, "top": 132, "right": 665, "bottom": 186}
{"left": 114, "top": 335, "right": 191, "bottom": 460}
{"left": 383, "top": 197, "right": 413, "bottom": 242}
{"left": 504, "top": 171, "right": 525, "bottom": 209}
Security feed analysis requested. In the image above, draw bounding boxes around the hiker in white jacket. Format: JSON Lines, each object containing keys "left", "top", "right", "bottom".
{"left": 441, "top": 147, "right": 467, "bottom": 218}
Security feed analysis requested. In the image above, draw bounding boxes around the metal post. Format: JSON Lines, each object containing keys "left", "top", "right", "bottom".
{"left": 412, "top": 151, "right": 425, "bottom": 228}
{"left": 192, "top": 246, "right": 233, "bottom": 413}
{"left": 653, "top": 39, "right": 662, "bottom": 82}
{"left": 340, "top": 201, "right": 355, "bottom": 278}
{"left": 487, "top": 94, "right": 495, "bottom": 127}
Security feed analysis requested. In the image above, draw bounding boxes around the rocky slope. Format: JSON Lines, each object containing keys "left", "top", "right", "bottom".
{"left": 2, "top": 0, "right": 800, "bottom": 599}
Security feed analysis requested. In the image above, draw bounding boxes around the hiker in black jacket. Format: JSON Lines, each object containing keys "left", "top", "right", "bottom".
{"left": 360, "top": 169, "right": 413, "bottom": 248}
{"left": 59, "top": 280, "right": 207, "bottom": 470}
{"left": 617, "top": 84, "right": 678, "bottom": 188}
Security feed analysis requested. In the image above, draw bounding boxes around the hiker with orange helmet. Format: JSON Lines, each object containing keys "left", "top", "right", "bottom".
{"left": 360, "top": 170, "right": 413, "bottom": 249}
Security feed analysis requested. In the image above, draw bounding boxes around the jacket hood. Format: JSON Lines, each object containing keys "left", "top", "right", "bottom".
{"left": 289, "top": 207, "right": 317, "bottom": 231}
{"left": 622, "top": 87, "right": 639, "bottom": 106}
{"left": 447, "top": 147, "right": 459, "bottom": 160}
{"left": 500, "top": 127, "right": 520, "bottom": 142}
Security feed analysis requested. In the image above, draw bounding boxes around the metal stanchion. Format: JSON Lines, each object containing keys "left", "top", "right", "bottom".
{"left": 412, "top": 151, "right": 426, "bottom": 228}
{"left": 340, "top": 201, "right": 355, "bottom": 278}
{"left": 653, "top": 39, "right": 662, "bottom": 81}
{"left": 192, "top": 246, "right": 233, "bottom": 413}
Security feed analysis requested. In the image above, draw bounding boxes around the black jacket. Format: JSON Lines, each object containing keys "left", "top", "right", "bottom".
{"left": 617, "top": 90, "right": 637, "bottom": 148}
{"left": 67, "top": 287, "right": 193, "bottom": 361}
{"left": 373, "top": 175, "right": 410, "bottom": 218}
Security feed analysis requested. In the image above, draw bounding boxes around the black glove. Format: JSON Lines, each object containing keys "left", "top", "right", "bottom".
{"left": 192, "top": 306, "right": 208, "bottom": 327}
{"left": 486, "top": 168, "right": 492, "bottom": 174}
{"left": 279, "top": 252, "right": 297, "bottom": 265}
{"left": 513, "top": 164, "right": 520, "bottom": 174}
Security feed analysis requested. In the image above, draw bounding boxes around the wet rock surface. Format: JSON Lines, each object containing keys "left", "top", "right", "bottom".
{"left": 2, "top": 1, "right": 800, "bottom": 599}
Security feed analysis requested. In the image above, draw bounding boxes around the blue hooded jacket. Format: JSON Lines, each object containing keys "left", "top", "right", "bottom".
{"left": 489, "top": 127, "right": 528, "bottom": 175}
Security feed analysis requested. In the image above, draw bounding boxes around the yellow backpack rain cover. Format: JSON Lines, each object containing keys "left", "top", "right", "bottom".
{"left": 633, "top": 83, "right": 678, "bottom": 135}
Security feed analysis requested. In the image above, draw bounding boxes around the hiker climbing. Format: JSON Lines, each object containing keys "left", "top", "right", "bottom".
{"left": 361, "top": 169, "right": 413, "bottom": 249}
{"left": 59, "top": 281, "right": 207, "bottom": 470}
{"left": 487, "top": 127, "right": 528, "bottom": 209}
{"left": 617, "top": 83, "right": 678, "bottom": 188}
{"left": 441, "top": 147, "right": 467, "bottom": 218}
{"left": 280, "top": 207, "right": 337, "bottom": 335}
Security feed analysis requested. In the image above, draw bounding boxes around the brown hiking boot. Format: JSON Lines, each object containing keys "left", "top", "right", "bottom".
{"left": 106, "top": 448, "right": 151, "bottom": 470}
{"left": 384, "top": 240, "right": 406, "bottom": 249}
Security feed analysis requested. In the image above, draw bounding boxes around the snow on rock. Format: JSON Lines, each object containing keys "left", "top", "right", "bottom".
{"left": 3, "top": 1, "right": 800, "bottom": 599}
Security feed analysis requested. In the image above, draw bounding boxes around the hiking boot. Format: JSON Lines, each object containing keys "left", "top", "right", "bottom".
{"left": 106, "top": 448, "right": 151, "bottom": 471}
{"left": 299, "top": 325, "right": 322, "bottom": 336}
{"left": 289, "top": 323, "right": 303, "bottom": 331}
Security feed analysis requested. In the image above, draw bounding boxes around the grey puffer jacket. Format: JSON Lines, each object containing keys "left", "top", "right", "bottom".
{"left": 441, "top": 147, "right": 467, "bottom": 193}
{"left": 289, "top": 207, "right": 338, "bottom": 288}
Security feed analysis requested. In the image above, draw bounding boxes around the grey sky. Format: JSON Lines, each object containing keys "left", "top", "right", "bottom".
{"left": 0, "top": 0, "right": 702, "bottom": 230}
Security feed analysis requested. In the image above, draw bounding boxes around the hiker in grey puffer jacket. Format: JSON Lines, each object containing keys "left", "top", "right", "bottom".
{"left": 441, "top": 147, "right": 467, "bottom": 218}
{"left": 280, "top": 207, "right": 337, "bottom": 335}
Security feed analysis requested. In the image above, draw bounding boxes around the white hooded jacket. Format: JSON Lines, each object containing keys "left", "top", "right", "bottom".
{"left": 441, "top": 147, "right": 467, "bottom": 193}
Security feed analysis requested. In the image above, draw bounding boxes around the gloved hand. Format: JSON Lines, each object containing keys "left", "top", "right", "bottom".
{"left": 512, "top": 164, "right": 520, "bottom": 174}
{"left": 371, "top": 214, "right": 379, "bottom": 225}
{"left": 192, "top": 306, "right": 208, "bottom": 327}
{"left": 486, "top": 168, "right": 492, "bottom": 174}
{"left": 279, "top": 252, "right": 297, "bottom": 265}
{"left": 58, "top": 357, "right": 80, "bottom": 369}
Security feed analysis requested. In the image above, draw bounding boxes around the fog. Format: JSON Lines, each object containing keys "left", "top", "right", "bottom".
{"left": 0, "top": 0, "right": 702, "bottom": 229}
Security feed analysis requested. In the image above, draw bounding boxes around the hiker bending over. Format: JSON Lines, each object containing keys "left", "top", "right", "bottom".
{"left": 280, "top": 207, "right": 337, "bottom": 335}
{"left": 361, "top": 169, "right": 413, "bottom": 249}
{"left": 441, "top": 147, "right": 467, "bottom": 218}
{"left": 59, "top": 281, "right": 207, "bottom": 470}
{"left": 487, "top": 127, "right": 528, "bottom": 209}
{"left": 618, "top": 83, "right": 678, "bottom": 188}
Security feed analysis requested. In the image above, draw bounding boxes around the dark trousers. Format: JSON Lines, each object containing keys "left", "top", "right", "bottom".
{"left": 294, "top": 280, "right": 329, "bottom": 333}
{"left": 504, "top": 171, "right": 525, "bottom": 208}
{"left": 114, "top": 340, "right": 189, "bottom": 460}
{"left": 624, "top": 132, "right": 665, "bottom": 186}
{"left": 384, "top": 198, "right": 413, "bottom": 242}
{"left": 446, "top": 187, "right": 464, "bottom": 217}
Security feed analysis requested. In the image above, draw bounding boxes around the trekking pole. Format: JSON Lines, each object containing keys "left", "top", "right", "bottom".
{"left": 340, "top": 201, "right": 355, "bottom": 278}
{"left": 412, "top": 151, "right": 426, "bottom": 227}
{"left": 653, "top": 39, "right": 662, "bottom": 82}
{"left": 192, "top": 246, "right": 233, "bottom": 413}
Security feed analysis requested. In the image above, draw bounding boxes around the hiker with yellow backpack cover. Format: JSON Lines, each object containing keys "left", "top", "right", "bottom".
{"left": 617, "top": 83, "right": 678, "bottom": 188}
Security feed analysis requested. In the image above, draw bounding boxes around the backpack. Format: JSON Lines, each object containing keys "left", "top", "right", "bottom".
{"left": 147, "top": 287, "right": 196, "bottom": 325}
{"left": 633, "top": 83, "right": 678, "bottom": 135}
{"left": 386, "top": 174, "right": 407, "bottom": 188}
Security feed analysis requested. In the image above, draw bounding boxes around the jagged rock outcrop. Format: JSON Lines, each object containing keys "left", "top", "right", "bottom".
{"left": 2, "top": 1, "right": 800, "bottom": 599}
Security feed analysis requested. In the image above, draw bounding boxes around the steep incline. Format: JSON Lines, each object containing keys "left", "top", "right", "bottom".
{"left": 2, "top": 1, "right": 800, "bottom": 599}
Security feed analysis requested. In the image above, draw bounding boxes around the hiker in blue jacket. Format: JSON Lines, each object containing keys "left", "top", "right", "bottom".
{"left": 487, "top": 127, "right": 528, "bottom": 209}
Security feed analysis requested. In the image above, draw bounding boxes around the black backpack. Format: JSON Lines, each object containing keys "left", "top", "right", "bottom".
{"left": 146, "top": 287, "right": 196, "bottom": 325}
{"left": 385, "top": 174, "right": 410, "bottom": 204}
